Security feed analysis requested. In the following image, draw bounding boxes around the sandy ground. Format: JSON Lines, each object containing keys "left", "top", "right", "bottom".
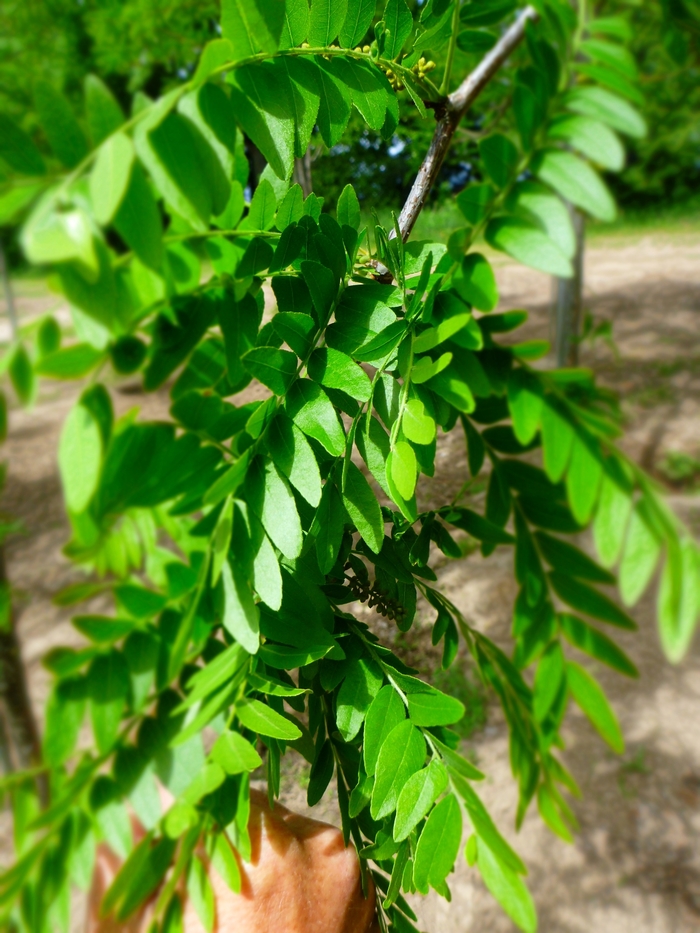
{"left": 1, "top": 229, "right": 700, "bottom": 932}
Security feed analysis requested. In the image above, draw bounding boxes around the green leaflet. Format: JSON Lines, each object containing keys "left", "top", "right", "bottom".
{"left": 337, "top": 183, "right": 362, "bottom": 229}
{"left": 342, "top": 461, "right": 385, "bottom": 553}
{"left": 453, "top": 253, "right": 499, "bottom": 312}
{"left": 336, "top": 658, "right": 383, "bottom": 741}
{"left": 34, "top": 80, "right": 89, "bottom": 169}
{"left": 394, "top": 760, "right": 449, "bottom": 842}
{"left": 549, "top": 572, "right": 636, "bottom": 630}
{"left": 476, "top": 840, "right": 537, "bottom": 933}
{"left": 533, "top": 642, "right": 565, "bottom": 722}
{"left": 507, "top": 180, "right": 577, "bottom": 260}
{"left": 486, "top": 217, "right": 573, "bottom": 278}
{"left": 58, "top": 402, "right": 103, "bottom": 513}
{"left": 246, "top": 457, "right": 303, "bottom": 560}
{"left": 268, "top": 413, "right": 322, "bottom": 507}
{"left": 412, "top": 794, "right": 463, "bottom": 895}
{"left": 88, "top": 651, "right": 130, "bottom": 753}
{"left": 548, "top": 114, "right": 625, "bottom": 172}
{"left": 535, "top": 531, "right": 615, "bottom": 584}
{"left": 566, "top": 434, "right": 603, "bottom": 525}
{"left": 340, "top": 0, "right": 376, "bottom": 47}
{"left": 534, "top": 149, "right": 616, "bottom": 223}
{"left": 242, "top": 346, "right": 298, "bottom": 395}
{"left": 314, "top": 480, "right": 347, "bottom": 574}
{"left": 287, "top": 379, "right": 346, "bottom": 455}
{"left": 280, "top": 0, "right": 310, "bottom": 47}
{"left": 593, "top": 469, "right": 632, "bottom": 568}
{"left": 228, "top": 64, "right": 295, "bottom": 180}
{"left": 479, "top": 134, "right": 518, "bottom": 189}
{"left": 308, "top": 0, "right": 349, "bottom": 45}
{"left": 559, "top": 614, "right": 638, "bottom": 678}
{"left": 364, "top": 685, "right": 406, "bottom": 775}
{"left": 507, "top": 368, "right": 543, "bottom": 446}
{"left": 402, "top": 398, "right": 436, "bottom": 445}
{"left": 210, "top": 731, "right": 263, "bottom": 774}
{"left": 89, "top": 132, "right": 134, "bottom": 226}
{"left": 114, "top": 161, "right": 164, "bottom": 272}
{"left": 370, "top": 719, "right": 426, "bottom": 819}
{"left": 221, "top": 0, "right": 286, "bottom": 57}
{"left": 407, "top": 690, "right": 465, "bottom": 726}
{"left": 0, "top": 114, "right": 45, "bottom": 176}
{"left": 315, "top": 58, "right": 353, "bottom": 147}
{"left": 356, "top": 417, "right": 393, "bottom": 498}
{"left": 659, "top": 538, "right": 700, "bottom": 664}
{"left": 564, "top": 85, "right": 647, "bottom": 138}
{"left": 540, "top": 397, "right": 575, "bottom": 483}
{"left": 383, "top": 0, "right": 413, "bottom": 59}
{"left": 221, "top": 558, "right": 260, "bottom": 654}
{"left": 84, "top": 75, "right": 125, "bottom": 146}
{"left": 451, "top": 771, "right": 526, "bottom": 875}
{"left": 236, "top": 697, "right": 302, "bottom": 740}
{"left": 389, "top": 441, "right": 418, "bottom": 501}
{"left": 308, "top": 347, "right": 372, "bottom": 401}
{"left": 567, "top": 661, "right": 624, "bottom": 753}
{"left": 618, "top": 501, "right": 661, "bottom": 607}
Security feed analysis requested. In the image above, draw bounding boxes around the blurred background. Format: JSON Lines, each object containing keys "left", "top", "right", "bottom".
{"left": 0, "top": 1, "right": 699, "bottom": 931}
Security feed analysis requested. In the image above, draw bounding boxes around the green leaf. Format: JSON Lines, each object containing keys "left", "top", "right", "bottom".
{"left": 549, "top": 572, "right": 636, "bottom": 630}
{"left": 308, "top": 0, "right": 349, "bottom": 44}
{"left": 533, "top": 641, "right": 565, "bottom": 722}
{"left": 84, "top": 75, "right": 125, "bottom": 146}
{"left": 559, "top": 614, "right": 638, "bottom": 678}
{"left": 221, "top": 559, "right": 260, "bottom": 654}
{"left": 407, "top": 690, "right": 465, "bottom": 726}
{"left": 314, "top": 481, "right": 347, "bottom": 574}
{"left": 618, "top": 502, "right": 661, "bottom": 607}
{"left": 479, "top": 134, "right": 518, "bottom": 188}
{"left": 204, "top": 450, "right": 252, "bottom": 507}
{"left": 593, "top": 470, "right": 632, "bottom": 568}
{"left": 187, "top": 856, "right": 215, "bottom": 933}
{"left": 460, "top": 0, "right": 516, "bottom": 26}
{"left": 507, "top": 368, "right": 543, "bottom": 446}
{"left": 566, "top": 434, "right": 603, "bottom": 525}
{"left": 364, "top": 685, "right": 406, "bottom": 776}
{"left": 457, "top": 29, "right": 498, "bottom": 53}
{"left": 246, "top": 458, "right": 303, "bottom": 560}
{"left": 340, "top": 0, "right": 376, "bottom": 47}
{"left": 457, "top": 182, "right": 496, "bottom": 225}
{"left": 389, "top": 441, "right": 417, "bottom": 500}
{"left": 534, "top": 149, "right": 616, "bottom": 223}
{"left": 450, "top": 772, "right": 526, "bottom": 874}
{"left": 332, "top": 58, "right": 392, "bottom": 134}
{"left": 316, "top": 58, "right": 353, "bottom": 147}
{"left": 453, "top": 253, "right": 499, "bottom": 312}
{"left": 90, "top": 133, "right": 134, "bottom": 226}
{"left": 336, "top": 658, "right": 383, "bottom": 741}
{"left": 477, "top": 840, "right": 537, "bottom": 933}
{"left": 486, "top": 217, "right": 572, "bottom": 277}
{"left": 308, "top": 347, "right": 372, "bottom": 401}
{"left": 402, "top": 398, "right": 436, "bottom": 445}
{"left": 58, "top": 403, "right": 102, "bottom": 513}
{"left": 34, "top": 80, "right": 88, "bottom": 169}
{"left": 507, "top": 180, "right": 577, "bottom": 260}
{"left": 0, "top": 114, "right": 45, "bottom": 176}
{"left": 88, "top": 652, "right": 130, "bottom": 753}
{"left": 567, "top": 660, "right": 624, "bottom": 753}
{"left": 242, "top": 346, "right": 298, "bottom": 395}
{"left": 658, "top": 538, "right": 700, "bottom": 664}
{"left": 192, "top": 38, "right": 236, "bottom": 84}
{"left": 301, "top": 258, "right": 339, "bottom": 319}
{"left": 36, "top": 344, "right": 104, "bottom": 379}
{"left": 394, "top": 760, "right": 449, "bottom": 842}
{"left": 236, "top": 698, "right": 302, "bottom": 740}
{"left": 371, "top": 719, "right": 426, "bottom": 820}
{"left": 548, "top": 114, "right": 624, "bottom": 172}
{"left": 228, "top": 64, "right": 294, "bottom": 180}
{"left": 342, "top": 462, "right": 385, "bottom": 553}
{"left": 210, "top": 731, "right": 263, "bottom": 774}
{"left": 540, "top": 398, "right": 574, "bottom": 483}
{"left": 21, "top": 198, "right": 97, "bottom": 273}
{"left": 413, "top": 794, "right": 463, "bottom": 895}
{"left": 114, "top": 161, "right": 164, "bottom": 271}
{"left": 535, "top": 531, "right": 615, "bottom": 584}
{"left": 383, "top": 0, "right": 413, "bottom": 59}
{"left": 337, "top": 183, "right": 362, "bottom": 229}
{"left": 280, "top": 0, "right": 310, "bottom": 47}
{"left": 221, "top": 0, "right": 286, "bottom": 55}
{"left": 210, "top": 834, "right": 242, "bottom": 894}
{"left": 564, "top": 86, "right": 647, "bottom": 138}
{"left": 287, "top": 379, "right": 346, "bottom": 455}
{"left": 268, "top": 413, "right": 322, "bottom": 507}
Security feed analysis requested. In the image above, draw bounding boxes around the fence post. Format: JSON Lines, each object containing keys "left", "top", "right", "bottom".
{"left": 552, "top": 206, "right": 585, "bottom": 367}
{"left": 0, "top": 240, "right": 18, "bottom": 342}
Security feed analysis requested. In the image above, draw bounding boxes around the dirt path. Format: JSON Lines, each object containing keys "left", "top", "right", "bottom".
{"left": 1, "top": 230, "right": 700, "bottom": 932}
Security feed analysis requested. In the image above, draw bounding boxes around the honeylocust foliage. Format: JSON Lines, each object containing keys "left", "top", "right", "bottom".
{"left": 1, "top": 1, "right": 698, "bottom": 931}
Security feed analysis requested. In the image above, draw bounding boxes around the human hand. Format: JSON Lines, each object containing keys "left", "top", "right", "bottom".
{"left": 88, "top": 789, "right": 378, "bottom": 933}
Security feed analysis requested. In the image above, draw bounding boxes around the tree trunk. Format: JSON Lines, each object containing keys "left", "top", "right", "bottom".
{"left": 0, "top": 240, "right": 18, "bottom": 342}
{"left": 552, "top": 206, "right": 585, "bottom": 367}
{"left": 0, "top": 544, "right": 47, "bottom": 802}
{"left": 293, "top": 152, "right": 313, "bottom": 197}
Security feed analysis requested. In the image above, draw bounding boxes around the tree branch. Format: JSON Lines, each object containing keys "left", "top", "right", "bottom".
{"left": 396, "top": 6, "right": 539, "bottom": 243}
